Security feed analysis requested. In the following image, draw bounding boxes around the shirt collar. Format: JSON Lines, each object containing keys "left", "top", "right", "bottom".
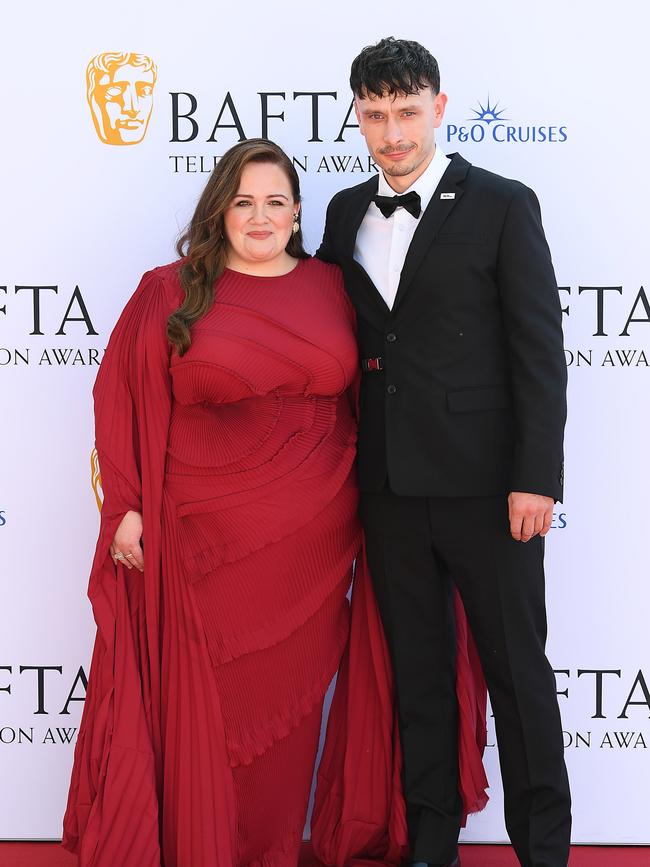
{"left": 377, "top": 144, "right": 450, "bottom": 213}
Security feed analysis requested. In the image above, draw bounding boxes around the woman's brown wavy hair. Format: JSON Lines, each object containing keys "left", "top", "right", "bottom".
{"left": 168, "top": 138, "right": 309, "bottom": 355}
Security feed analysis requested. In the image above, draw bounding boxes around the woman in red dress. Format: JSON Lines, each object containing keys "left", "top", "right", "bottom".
{"left": 61, "top": 139, "right": 487, "bottom": 867}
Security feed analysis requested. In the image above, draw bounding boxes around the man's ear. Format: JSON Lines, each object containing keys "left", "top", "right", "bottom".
{"left": 433, "top": 91, "right": 448, "bottom": 129}
{"left": 354, "top": 98, "right": 363, "bottom": 131}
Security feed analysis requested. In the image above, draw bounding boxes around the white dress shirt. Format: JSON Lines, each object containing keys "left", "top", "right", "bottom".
{"left": 354, "top": 145, "right": 451, "bottom": 309}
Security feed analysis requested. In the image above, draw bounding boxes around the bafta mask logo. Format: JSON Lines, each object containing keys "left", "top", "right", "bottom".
{"left": 91, "top": 448, "right": 103, "bottom": 511}
{"left": 86, "top": 52, "right": 157, "bottom": 145}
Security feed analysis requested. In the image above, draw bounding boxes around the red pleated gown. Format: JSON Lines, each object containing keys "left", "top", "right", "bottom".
{"left": 61, "top": 257, "right": 488, "bottom": 867}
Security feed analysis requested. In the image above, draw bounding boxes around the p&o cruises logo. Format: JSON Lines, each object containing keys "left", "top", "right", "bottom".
{"left": 86, "top": 52, "right": 157, "bottom": 145}
{"left": 446, "top": 94, "right": 567, "bottom": 145}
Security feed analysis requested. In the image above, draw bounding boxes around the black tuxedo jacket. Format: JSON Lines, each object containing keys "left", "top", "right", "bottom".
{"left": 317, "top": 152, "right": 567, "bottom": 501}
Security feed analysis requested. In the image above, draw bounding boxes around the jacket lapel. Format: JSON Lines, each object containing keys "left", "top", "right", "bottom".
{"left": 391, "top": 153, "right": 471, "bottom": 313}
{"left": 340, "top": 175, "right": 393, "bottom": 321}
{"left": 341, "top": 175, "right": 379, "bottom": 259}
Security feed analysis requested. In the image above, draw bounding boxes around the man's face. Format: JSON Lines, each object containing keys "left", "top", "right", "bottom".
{"left": 355, "top": 87, "right": 448, "bottom": 190}
{"left": 90, "top": 63, "right": 155, "bottom": 145}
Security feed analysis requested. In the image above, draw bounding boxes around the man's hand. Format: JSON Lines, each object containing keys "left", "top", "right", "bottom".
{"left": 508, "top": 492, "right": 554, "bottom": 542}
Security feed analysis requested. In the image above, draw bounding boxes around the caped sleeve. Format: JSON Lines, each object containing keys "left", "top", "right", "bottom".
{"left": 62, "top": 266, "right": 181, "bottom": 858}
{"left": 92, "top": 268, "right": 174, "bottom": 525}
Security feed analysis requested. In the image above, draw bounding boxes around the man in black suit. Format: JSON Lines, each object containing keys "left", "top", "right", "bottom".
{"left": 317, "top": 37, "right": 571, "bottom": 867}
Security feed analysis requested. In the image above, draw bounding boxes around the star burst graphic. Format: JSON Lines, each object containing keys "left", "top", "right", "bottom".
{"left": 469, "top": 96, "right": 509, "bottom": 124}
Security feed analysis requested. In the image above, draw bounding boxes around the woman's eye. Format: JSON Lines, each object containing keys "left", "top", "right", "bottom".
{"left": 269, "top": 200, "right": 285, "bottom": 206}
{"left": 235, "top": 200, "right": 251, "bottom": 206}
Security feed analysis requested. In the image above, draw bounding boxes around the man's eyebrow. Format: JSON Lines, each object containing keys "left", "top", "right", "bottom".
{"left": 361, "top": 104, "right": 420, "bottom": 113}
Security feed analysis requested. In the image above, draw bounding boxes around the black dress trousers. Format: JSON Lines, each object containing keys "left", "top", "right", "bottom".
{"left": 359, "top": 488, "right": 571, "bottom": 867}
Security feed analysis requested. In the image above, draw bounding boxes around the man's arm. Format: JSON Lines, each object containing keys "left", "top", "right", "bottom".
{"left": 497, "top": 184, "right": 567, "bottom": 537}
{"left": 315, "top": 195, "right": 340, "bottom": 264}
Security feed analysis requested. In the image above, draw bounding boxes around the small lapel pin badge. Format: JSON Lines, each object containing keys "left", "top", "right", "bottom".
{"left": 440, "top": 192, "right": 456, "bottom": 200}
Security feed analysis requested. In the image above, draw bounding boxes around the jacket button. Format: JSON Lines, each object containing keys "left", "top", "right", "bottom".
{"left": 386, "top": 332, "right": 397, "bottom": 343}
{"left": 387, "top": 384, "right": 397, "bottom": 395}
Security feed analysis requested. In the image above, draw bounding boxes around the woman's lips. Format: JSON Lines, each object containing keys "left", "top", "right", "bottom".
{"left": 248, "top": 231, "right": 272, "bottom": 239}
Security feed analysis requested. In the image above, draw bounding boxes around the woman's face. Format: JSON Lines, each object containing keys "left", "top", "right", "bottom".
{"left": 223, "top": 161, "right": 298, "bottom": 265}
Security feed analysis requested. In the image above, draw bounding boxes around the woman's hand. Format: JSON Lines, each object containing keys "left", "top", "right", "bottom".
{"left": 110, "top": 510, "right": 145, "bottom": 571}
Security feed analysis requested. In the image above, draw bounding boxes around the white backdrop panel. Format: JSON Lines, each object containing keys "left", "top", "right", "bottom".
{"left": 0, "top": 0, "right": 648, "bottom": 844}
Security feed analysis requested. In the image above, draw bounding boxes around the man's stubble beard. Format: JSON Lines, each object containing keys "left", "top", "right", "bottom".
{"left": 382, "top": 159, "right": 420, "bottom": 177}
{"left": 377, "top": 147, "right": 431, "bottom": 179}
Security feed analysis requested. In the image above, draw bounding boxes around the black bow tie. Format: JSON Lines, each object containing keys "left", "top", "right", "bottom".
{"left": 373, "top": 190, "right": 422, "bottom": 219}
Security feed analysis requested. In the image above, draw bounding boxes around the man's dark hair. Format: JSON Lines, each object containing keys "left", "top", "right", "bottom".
{"left": 350, "top": 37, "right": 440, "bottom": 99}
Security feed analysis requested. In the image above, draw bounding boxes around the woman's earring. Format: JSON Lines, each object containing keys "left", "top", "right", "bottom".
{"left": 292, "top": 213, "right": 300, "bottom": 235}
